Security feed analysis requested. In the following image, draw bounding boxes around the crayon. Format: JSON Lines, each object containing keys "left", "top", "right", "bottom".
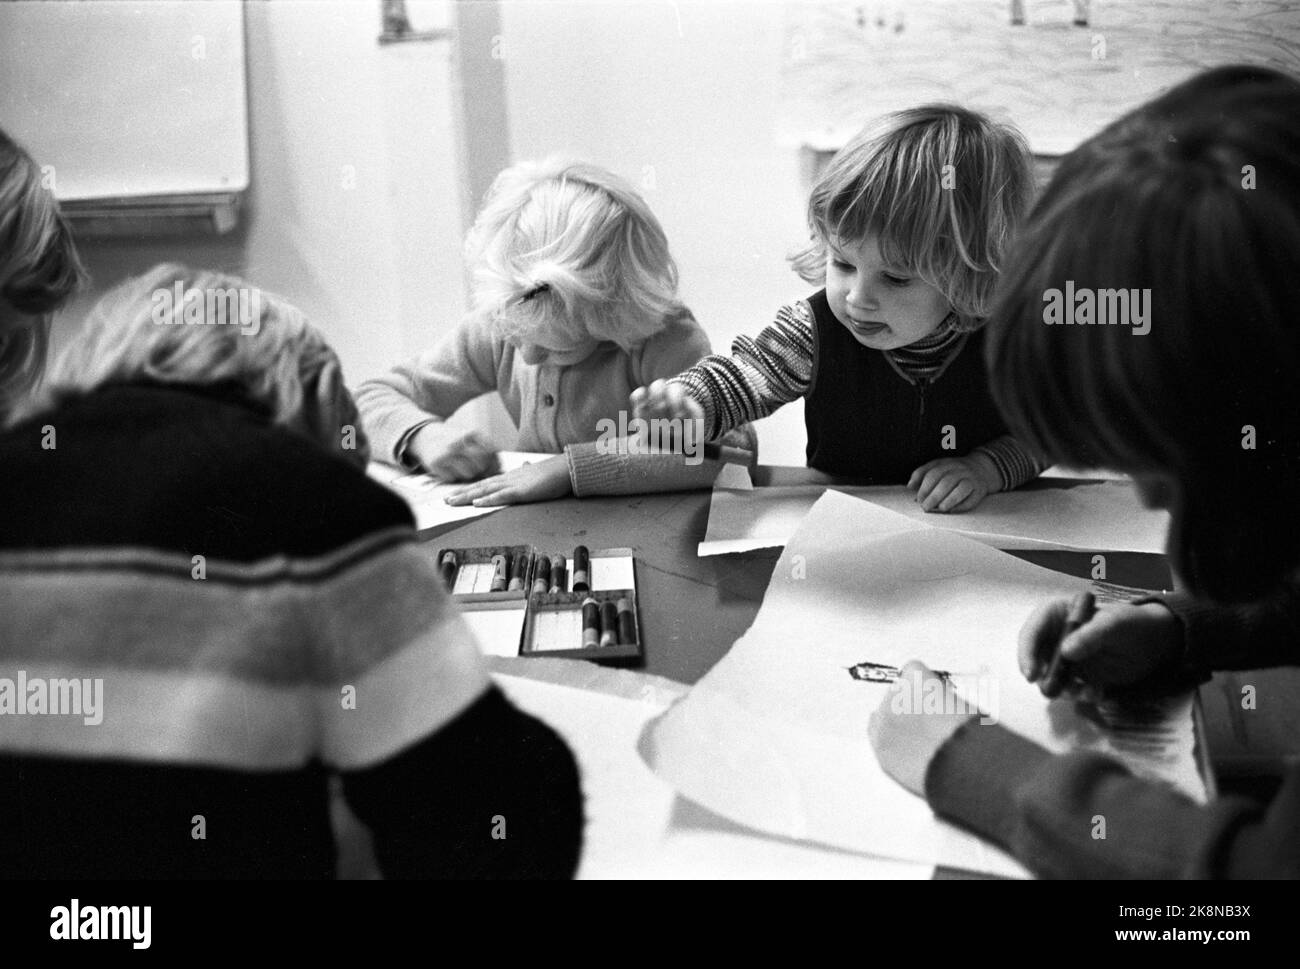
{"left": 572, "top": 545, "right": 590, "bottom": 592}
{"left": 600, "top": 601, "right": 618, "bottom": 648}
{"left": 489, "top": 553, "right": 508, "bottom": 593}
{"left": 507, "top": 550, "right": 529, "bottom": 591}
{"left": 581, "top": 597, "right": 600, "bottom": 649}
{"left": 616, "top": 597, "right": 636, "bottom": 645}
{"left": 531, "top": 555, "right": 551, "bottom": 595}
{"left": 439, "top": 550, "right": 458, "bottom": 592}
{"left": 550, "top": 554, "right": 567, "bottom": 593}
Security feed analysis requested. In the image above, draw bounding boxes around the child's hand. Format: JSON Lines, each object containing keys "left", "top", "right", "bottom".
{"left": 907, "top": 453, "right": 1000, "bottom": 513}
{"left": 630, "top": 379, "right": 705, "bottom": 427}
{"left": 407, "top": 425, "right": 500, "bottom": 482}
{"left": 1019, "top": 599, "right": 1185, "bottom": 698}
{"left": 868, "top": 662, "right": 977, "bottom": 796}
{"left": 444, "top": 454, "right": 572, "bottom": 507}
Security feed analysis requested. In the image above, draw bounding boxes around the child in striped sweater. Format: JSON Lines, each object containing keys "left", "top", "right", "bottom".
{"left": 633, "top": 105, "right": 1044, "bottom": 512}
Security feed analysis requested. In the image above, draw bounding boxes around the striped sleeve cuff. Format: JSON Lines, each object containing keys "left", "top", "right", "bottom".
{"left": 668, "top": 302, "right": 815, "bottom": 441}
{"left": 566, "top": 441, "right": 727, "bottom": 497}
{"left": 972, "top": 435, "right": 1047, "bottom": 491}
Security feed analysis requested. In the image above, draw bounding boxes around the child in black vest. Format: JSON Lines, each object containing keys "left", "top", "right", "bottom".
{"left": 632, "top": 105, "right": 1043, "bottom": 512}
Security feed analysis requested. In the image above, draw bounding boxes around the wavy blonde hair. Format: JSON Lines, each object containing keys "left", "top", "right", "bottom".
{"left": 790, "top": 105, "right": 1033, "bottom": 330}
{"left": 466, "top": 157, "right": 685, "bottom": 351}
{"left": 14, "top": 263, "right": 367, "bottom": 466}
{"left": 0, "top": 128, "right": 87, "bottom": 417}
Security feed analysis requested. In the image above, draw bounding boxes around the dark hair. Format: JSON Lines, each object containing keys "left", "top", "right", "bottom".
{"left": 986, "top": 65, "right": 1300, "bottom": 602}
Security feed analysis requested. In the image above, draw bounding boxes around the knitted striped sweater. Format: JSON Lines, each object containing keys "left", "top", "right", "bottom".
{"left": 671, "top": 295, "right": 1045, "bottom": 489}
{"left": 0, "top": 381, "right": 583, "bottom": 878}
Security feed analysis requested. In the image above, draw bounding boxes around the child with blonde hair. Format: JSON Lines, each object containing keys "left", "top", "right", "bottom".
{"left": 0, "top": 127, "right": 85, "bottom": 418}
{"left": 633, "top": 105, "right": 1043, "bottom": 512}
{"left": 1, "top": 262, "right": 582, "bottom": 878}
{"left": 358, "top": 157, "right": 751, "bottom": 506}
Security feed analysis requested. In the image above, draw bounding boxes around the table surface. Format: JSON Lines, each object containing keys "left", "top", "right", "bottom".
{"left": 426, "top": 469, "right": 1173, "bottom": 685}
{"left": 424, "top": 470, "right": 1185, "bottom": 879}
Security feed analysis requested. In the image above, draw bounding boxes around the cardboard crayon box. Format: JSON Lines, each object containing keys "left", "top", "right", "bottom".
{"left": 433, "top": 544, "right": 643, "bottom": 665}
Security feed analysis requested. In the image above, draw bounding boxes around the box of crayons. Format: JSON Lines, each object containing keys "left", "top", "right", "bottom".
{"left": 433, "top": 544, "right": 643, "bottom": 665}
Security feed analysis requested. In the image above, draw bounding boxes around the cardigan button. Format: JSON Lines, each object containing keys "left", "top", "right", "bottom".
{"left": 542, "top": 394, "right": 555, "bottom": 407}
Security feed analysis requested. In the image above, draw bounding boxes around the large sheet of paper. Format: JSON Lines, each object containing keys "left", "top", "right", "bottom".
{"left": 649, "top": 491, "right": 1203, "bottom": 877}
{"left": 367, "top": 451, "right": 552, "bottom": 531}
{"left": 492, "top": 661, "right": 932, "bottom": 879}
{"left": 698, "top": 473, "right": 1170, "bottom": 556}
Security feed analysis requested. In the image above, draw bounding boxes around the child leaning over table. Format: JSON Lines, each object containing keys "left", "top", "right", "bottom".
{"left": 871, "top": 66, "right": 1300, "bottom": 878}
{"left": 632, "top": 105, "right": 1046, "bottom": 512}
{"left": 356, "top": 157, "right": 754, "bottom": 509}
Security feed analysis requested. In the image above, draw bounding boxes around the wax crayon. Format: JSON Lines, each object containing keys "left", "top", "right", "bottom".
{"left": 616, "top": 597, "right": 636, "bottom": 645}
{"left": 489, "top": 553, "right": 508, "bottom": 592}
{"left": 439, "top": 550, "right": 457, "bottom": 591}
{"left": 531, "top": 555, "right": 551, "bottom": 595}
{"left": 507, "top": 550, "right": 529, "bottom": 591}
{"left": 572, "top": 545, "right": 590, "bottom": 592}
{"left": 550, "top": 554, "right": 567, "bottom": 593}
{"left": 581, "top": 597, "right": 600, "bottom": 648}
{"left": 599, "top": 600, "right": 617, "bottom": 647}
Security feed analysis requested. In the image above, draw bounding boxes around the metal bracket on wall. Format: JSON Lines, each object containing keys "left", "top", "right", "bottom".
{"left": 378, "top": 0, "right": 453, "bottom": 45}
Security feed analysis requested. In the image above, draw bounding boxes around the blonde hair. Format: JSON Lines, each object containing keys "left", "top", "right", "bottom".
{"left": 790, "top": 105, "right": 1033, "bottom": 330}
{"left": 466, "top": 157, "right": 684, "bottom": 351}
{"left": 0, "top": 128, "right": 86, "bottom": 416}
{"left": 14, "top": 263, "right": 367, "bottom": 466}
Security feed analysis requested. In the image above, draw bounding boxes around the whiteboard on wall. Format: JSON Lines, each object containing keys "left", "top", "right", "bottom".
{"left": 780, "top": 0, "right": 1300, "bottom": 155}
{"left": 0, "top": 0, "right": 249, "bottom": 202}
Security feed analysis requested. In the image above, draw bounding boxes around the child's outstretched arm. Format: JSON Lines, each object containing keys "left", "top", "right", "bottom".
{"left": 355, "top": 318, "right": 502, "bottom": 481}
{"left": 870, "top": 662, "right": 1297, "bottom": 878}
{"left": 631, "top": 301, "right": 815, "bottom": 440}
{"left": 444, "top": 312, "right": 759, "bottom": 506}
{"left": 908, "top": 435, "right": 1048, "bottom": 513}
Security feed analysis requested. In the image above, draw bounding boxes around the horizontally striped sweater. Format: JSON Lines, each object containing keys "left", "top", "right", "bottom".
{"left": 671, "top": 294, "right": 1045, "bottom": 489}
{"left": 0, "top": 381, "right": 583, "bottom": 878}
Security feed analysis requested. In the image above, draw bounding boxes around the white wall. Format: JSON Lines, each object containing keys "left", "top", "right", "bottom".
{"left": 51, "top": 0, "right": 816, "bottom": 462}
{"left": 53, "top": 0, "right": 487, "bottom": 429}
{"left": 498, "top": 0, "right": 813, "bottom": 463}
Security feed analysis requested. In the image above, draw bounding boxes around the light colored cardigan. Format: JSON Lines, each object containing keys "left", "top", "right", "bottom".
{"left": 356, "top": 310, "right": 756, "bottom": 493}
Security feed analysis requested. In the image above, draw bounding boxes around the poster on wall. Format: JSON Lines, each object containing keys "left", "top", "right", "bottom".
{"left": 780, "top": 0, "right": 1300, "bottom": 154}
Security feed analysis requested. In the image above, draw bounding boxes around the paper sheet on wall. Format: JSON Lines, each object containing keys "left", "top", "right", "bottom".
{"left": 367, "top": 451, "right": 552, "bottom": 531}
{"left": 493, "top": 664, "right": 931, "bottom": 879}
{"left": 649, "top": 491, "right": 1204, "bottom": 877}
{"left": 698, "top": 473, "right": 1170, "bottom": 556}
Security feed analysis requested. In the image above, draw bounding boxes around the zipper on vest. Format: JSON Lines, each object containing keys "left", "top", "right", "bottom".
{"left": 915, "top": 377, "right": 929, "bottom": 435}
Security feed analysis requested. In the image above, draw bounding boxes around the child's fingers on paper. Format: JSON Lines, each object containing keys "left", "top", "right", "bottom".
{"left": 919, "top": 471, "right": 961, "bottom": 511}
{"left": 944, "top": 488, "right": 983, "bottom": 514}
{"left": 906, "top": 459, "right": 941, "bottom": 491}
{"left": 936, "top": 479, "right": 975, "bottom": 513}
{"left": 472, "top": 487, "right": 516, "bottom": 507}
{"left": 629, "top": 385, "right": 648, "bottom": 415}
{"left": 446, "top": 477, "right": 500, "bottom": 504}
{"left": 1018, "top": 598, "right": 1072, "bottom": 681}
{"left": 913, "top": 463, "right": 954, "bottom": 503}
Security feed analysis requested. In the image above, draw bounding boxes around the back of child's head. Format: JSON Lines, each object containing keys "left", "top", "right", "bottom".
{"left": 0, "top": 127, "right": 86, "bottom": 416}
{"left": 791, "top": 105, "right": 1033, "bottom": 329}
{"left": 16, "top": 262, "right": 367, "bottom": 467}
{"left": 466, "top": 157, "right": 683, "bottom": 352}
{"left": 986, "top": 65, "right": 1300, "bottom": 603}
